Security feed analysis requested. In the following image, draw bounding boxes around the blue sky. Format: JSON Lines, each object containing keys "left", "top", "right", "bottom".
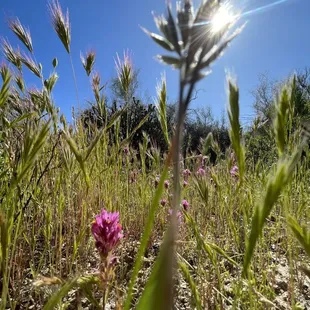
{"left": 0, "top": 0, "right": 309, "bottom": 125}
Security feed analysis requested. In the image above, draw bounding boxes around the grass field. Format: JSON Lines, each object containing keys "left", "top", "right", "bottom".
{"left": 1, "top": 0, "right": 310, "bottom": 309}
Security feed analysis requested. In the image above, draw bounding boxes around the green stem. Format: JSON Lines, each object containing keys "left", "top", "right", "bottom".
{"left": 69, "top": 54, "right": 80, "bottom": 108}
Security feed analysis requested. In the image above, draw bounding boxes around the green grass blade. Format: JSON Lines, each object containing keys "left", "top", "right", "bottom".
{"left": 120, "top": 114, "right": 149, "bottom": 148}
{"left": 43, "top": 277, "right": 78, "bottom": 310}
{"left": 155, "top": 74, "right": 170, "bottom": 146}
{"left": 16, "top": 120, "right": 51, "bottom": 184}
{"left": 287, "top": 216, "right": 310, "bottom": 257}
{"left": 0, "top": 65, "right": 12, "bottom": 108}
{"left": 135, "top": 226, "right": 174, "bottom": 310}
{"left": 242, "top": 148, "right": 302, "bottom": 277}
{"left": 123, "top": 163, "right": 169, "bottom": 309}
{"left": 227, "top": 79, "right": 245, "bottom": 181}
{"left": 184, "top": 212, "right": 215, "bottom": 265}
{"left": 178, "top": 260, "right": 202, "bottom": 310}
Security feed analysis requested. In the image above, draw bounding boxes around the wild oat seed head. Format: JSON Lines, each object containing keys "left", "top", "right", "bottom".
{"left": 8, "top": 18, "right": 33, "bottom": 53}
{"left": 49, "top": 0, "right": 71, "bottom": 53}
{"left": 81, "top": 50, "right": 96, "bottom": 76}
{"left": 21, "top": 52, "right": 42, "bottom": 78}
{"left": 1, "top": 38, "right": 22, "bottom": 71}
{"left": 115, "top": 50, "right": 133, "bottom": 96}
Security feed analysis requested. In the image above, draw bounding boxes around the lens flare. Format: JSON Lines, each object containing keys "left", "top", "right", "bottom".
{"left": 211, "top": 5, "right": 234, "bottom": 33}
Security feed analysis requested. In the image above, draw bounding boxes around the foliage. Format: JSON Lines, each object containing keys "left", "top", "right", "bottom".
{"left": 0, "top": 1, "right": 309, "bottom": 309}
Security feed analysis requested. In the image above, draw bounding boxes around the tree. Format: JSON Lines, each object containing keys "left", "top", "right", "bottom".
{"left": 247, "top": 68, "right": 310, "bottom": 166}
{"left": 251, "top": 73, "right": 277, "bottom": 122}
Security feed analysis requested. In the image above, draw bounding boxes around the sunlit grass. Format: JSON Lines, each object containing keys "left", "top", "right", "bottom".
{"left": 0, "top": 0, "right": 309, "bottom": 309}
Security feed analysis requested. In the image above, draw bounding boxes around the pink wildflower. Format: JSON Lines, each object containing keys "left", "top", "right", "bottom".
{"left": 230, "top": 165, "right": 239, "bottom": 178}
{"left": 183, "top": 169, "right": 191, "bottom": 180}
{"left": 91, "top": 209, "right": 123, "bottom": 258}
{"left": 160, "top": 199, "right": 167, "bottom": 207}
{"left": 196, "top": 167, "right": 206, "bottom": 177}
{"left": 183, "top": 180, "right": 188, "bottom": 187}
{"left": 182, "top": 200, "right": 190, "bottom": 211}
{"left": 164, "top": 180, "right": 169, "bottom": 189}
{"left": 154, "top": 176, "right": 160, "bottom": 188}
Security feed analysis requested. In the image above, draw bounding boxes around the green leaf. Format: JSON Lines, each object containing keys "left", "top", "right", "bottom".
{"left": 176, "top": 0, "right": 194, "bottom": 47}
{"left": 199, "top": 26, "right": 245, "bottom": 70}
{"left": 9, "top": 113, "right": 36, "bottom": 128}
{"left": 157, "top": 55, "right": 181, "bottom": 69}
{"left": 141, "top": 27, "right": 174, "bottom": 52}
{"left": 166, "top": 4, "right": 181, "bottom": 54}
{"left": 185, "top": 212, "right": 238, "bottom": 267}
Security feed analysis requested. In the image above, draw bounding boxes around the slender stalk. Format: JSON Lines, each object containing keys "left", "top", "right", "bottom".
{"left": 69, "top": 54, "right": 80, "bottom": 108}
{"left": 169, "top": 66, "right": 198, "bottom": 303}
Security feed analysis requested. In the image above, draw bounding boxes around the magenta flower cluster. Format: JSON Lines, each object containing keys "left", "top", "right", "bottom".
{"left": 92, "top": 209, "right": 123, "bottom": 257}
{"left": 196, "top": 167, "right": 206, "bottom": 177}
{"left": 183, "top": 169, "right": 191, "bottom": 187}
{"left": 154, "top": 176, "right": 160, "bottom": 188}
{"left": 182, "top": 199, "right": 190, "bottom": 211}
{"left": 183, "top": 169, "right": 191, "bottom": 180}
{"left": 164, "top": 180, "right": 169, "bottom": 189}
{"left": 230, "top": 165, "right": 239, "bottom": 178}
{"left": 160, "top": 198, "right": 167, "bottom": 207}
{"left": 154, "top": 178, "right": 170, "bottom": 190}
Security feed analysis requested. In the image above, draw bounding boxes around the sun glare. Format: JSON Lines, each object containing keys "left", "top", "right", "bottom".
{"left": 211, "top": 5, "right": 234, "bottom": 33}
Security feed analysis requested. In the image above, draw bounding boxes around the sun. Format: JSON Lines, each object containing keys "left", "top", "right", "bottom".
{"left": 211, "top": 5, "right": 234, "bottom": 33}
